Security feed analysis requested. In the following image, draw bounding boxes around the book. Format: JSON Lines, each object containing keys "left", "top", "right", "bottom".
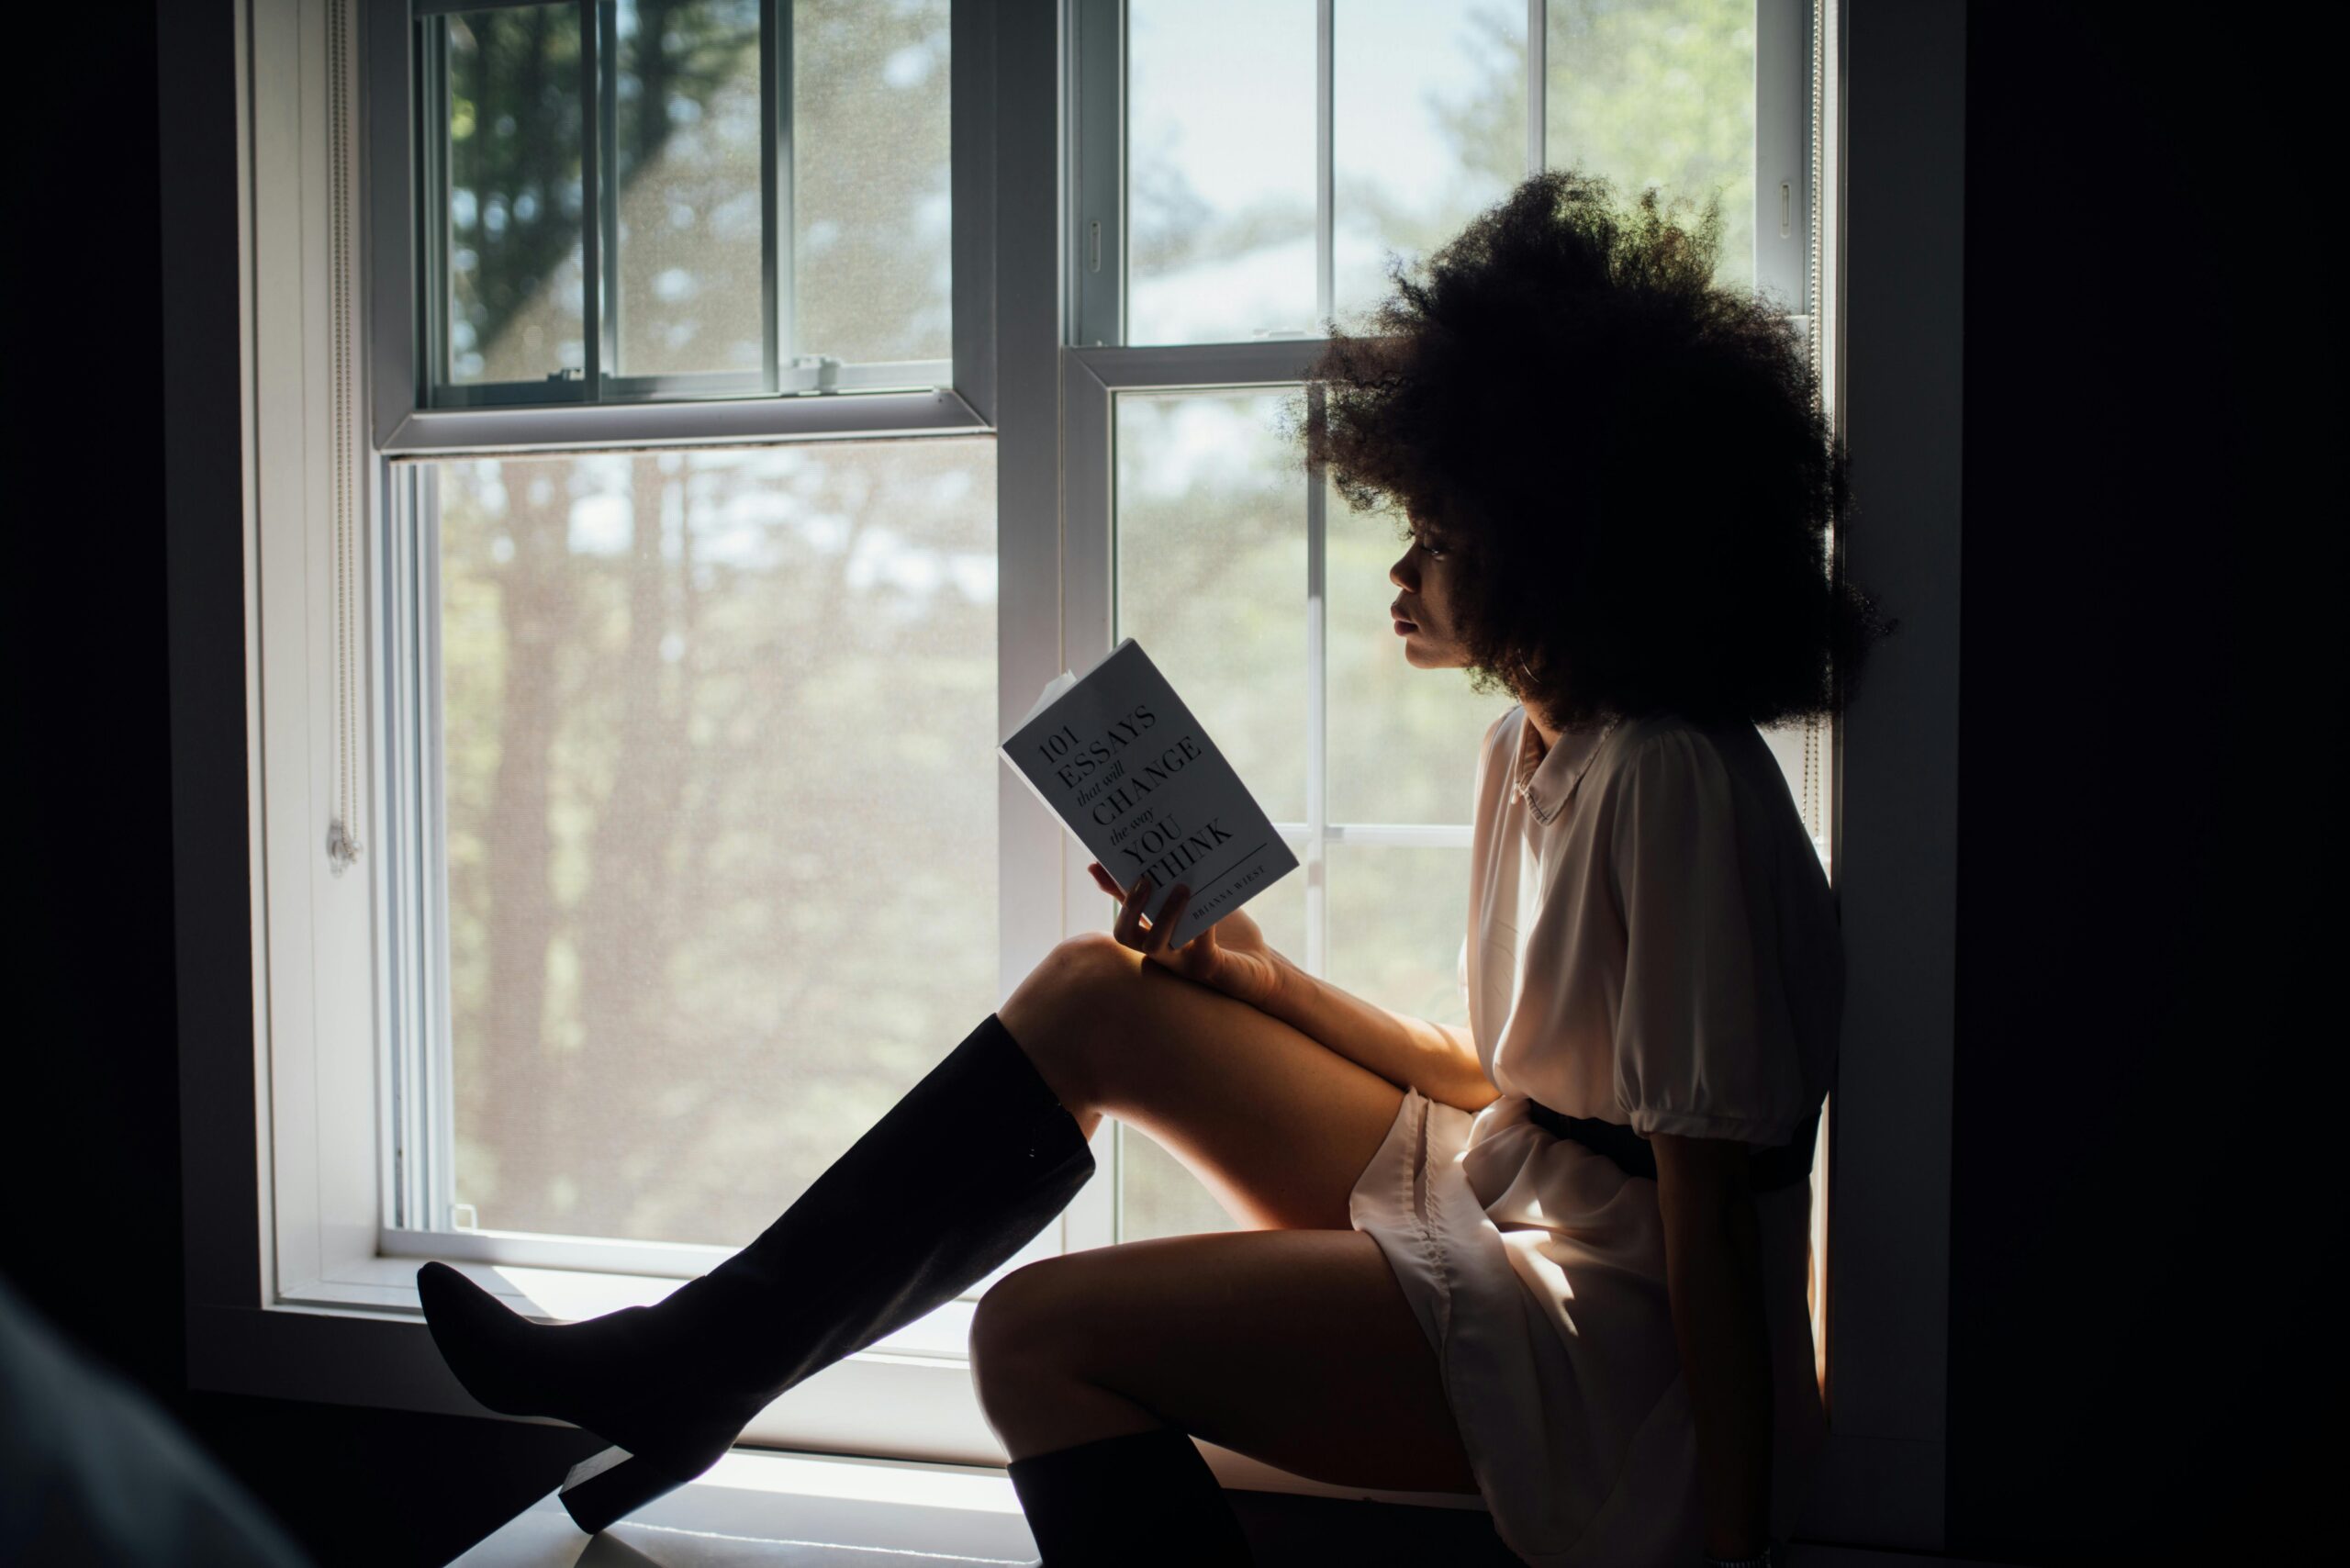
{"left": 1001, "top": 638, "right": 1299, "bottom": 950}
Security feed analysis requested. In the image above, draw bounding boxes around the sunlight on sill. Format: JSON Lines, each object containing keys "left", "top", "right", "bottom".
{"left": 475, "top": 1266, "right": 974, "bottom": 1361}
{"left": 697, "top": 1450, "right": 1023, "bottom": 1516}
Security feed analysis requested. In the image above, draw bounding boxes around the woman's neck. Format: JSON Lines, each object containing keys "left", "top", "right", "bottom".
{"left": 1525, "top": 706, "right": 1557, "bottom": 758}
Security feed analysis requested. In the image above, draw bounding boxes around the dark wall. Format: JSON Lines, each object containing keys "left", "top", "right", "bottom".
{"left": 2, "top": 6, "right": 601, "bottom": 1567}
{"left": 1947, "top": 4, "right": 2328, "bottom": 1562}
{"left": 1, "top": 4, "right": 2322, "bottom": 1566}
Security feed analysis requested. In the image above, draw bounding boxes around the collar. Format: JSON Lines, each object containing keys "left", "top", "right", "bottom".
{"left": 1511, "top": 707, "right": 1619, "bottom": 826}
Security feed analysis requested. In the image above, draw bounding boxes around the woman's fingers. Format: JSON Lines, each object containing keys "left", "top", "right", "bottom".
{"left": 1098, "top": 866, "right": 1198, "bottom": 963}
{"left": 1113, "top": 873, "right": 1155, "bottom": 947}
{"left": 1145, "top": 884, "right": 1192, "bottom": 958}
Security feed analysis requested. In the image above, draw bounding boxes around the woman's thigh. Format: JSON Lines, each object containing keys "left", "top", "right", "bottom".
{"left": 998, "top": 935, "right": 1406, "bottom": 1232}
{"left": 971, "top": 1228, "right": 1480, "bottom": 1496}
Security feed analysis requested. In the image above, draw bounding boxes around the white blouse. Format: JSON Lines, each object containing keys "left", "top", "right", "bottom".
{"left": 1348, "top": 704, "right": 1843, "bottom": 1565}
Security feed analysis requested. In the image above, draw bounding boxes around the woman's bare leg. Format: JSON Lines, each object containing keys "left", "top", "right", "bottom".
{"left": 983, "top": 940, "right": 1472, "bottom": 1495}
{"left": 995, "top": 933, "right": 1407, "bottom": 1232}
{"left": 972, "top": 1228, "right": 1478, "bottom": 1494}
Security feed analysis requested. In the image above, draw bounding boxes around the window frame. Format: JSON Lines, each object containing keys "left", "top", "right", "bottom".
{"left": 381, "top": 0, "right": 992, "bottom": 442}
{"left": 178, "top": 0, "right": 1965, "bottom": 1540}
{"left": 397, "top": 0, "right": 963, "bottom": 418}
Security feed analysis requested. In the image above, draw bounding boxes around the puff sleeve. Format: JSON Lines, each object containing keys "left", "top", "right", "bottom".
{"left": 1606, "top": 728, "right": 1808, "bottom": 1146}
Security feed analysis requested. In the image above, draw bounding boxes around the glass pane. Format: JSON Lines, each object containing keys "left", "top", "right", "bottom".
{"left": 792, "top": 0, "right": 954, "bottom": 369}
{"left": 1327, "top": 843, "right": 1473, "bottom": 1030}
{"left": 1119, "top": 1127, "right": 1238, "bottom": 1241}
{"left": 436, "top": 441, "right": 998, "bottom": 1246}
{"left": 1332, "top": 0, "right": 1528, "bottom": 328}
{"left": 1758, "top": 719, "right": 1832, "bottom": 876}
{"left": 1113, "top": 391, "right": 1307, "bottom": 824}
{"left": 611, "top": 0, "right": 766, "bottom": 378}
{"left": 1113, "top": 855, "right": 1305, "bottom": 1242}
{"left": 1126, "top": 0, "right": 1316, "bottom": 344}
{"left": 443, "top": 5, "right": 587, "bottom": 386}
{"left": 1544, "top": 0, "right": 1758, "bottom": 294}
{"left": 1326, "top": 484, "right": 1505, "bottom": 825}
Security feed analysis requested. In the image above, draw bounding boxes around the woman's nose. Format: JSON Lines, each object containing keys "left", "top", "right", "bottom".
{"left": 1390, "top": 554, "right": 1415, "bottom": 589}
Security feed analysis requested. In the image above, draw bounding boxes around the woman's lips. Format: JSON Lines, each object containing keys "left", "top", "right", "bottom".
{"left": 1393, "top": 616, "right": 1416, "bottom": 634}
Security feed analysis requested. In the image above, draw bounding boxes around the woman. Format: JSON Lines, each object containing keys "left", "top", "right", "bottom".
{"left": 417, "top": 170, "right": 1889, "bottom": 1566}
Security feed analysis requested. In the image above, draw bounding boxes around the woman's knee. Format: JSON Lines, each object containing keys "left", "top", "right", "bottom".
{"left": 998, "top": 933, "right": 1136, "bottom": 1111}
{"left": 969, "top": 1258, "right": 1093, "bottom": 1428}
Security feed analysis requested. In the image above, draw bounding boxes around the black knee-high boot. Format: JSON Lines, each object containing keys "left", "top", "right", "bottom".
{"left": 1007, "top": 1428, "right": 1255, "bottom": 1566}
{"left": 416, "top": 1013, "right": 1096, "bottom": 1533}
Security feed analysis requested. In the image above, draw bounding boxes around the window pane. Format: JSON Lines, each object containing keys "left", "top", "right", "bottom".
{"left": 791, "top": 0, "right": 954, "bottom": 368}
{"left": 1332, "top": 0, "right": 1527, "bottom": 328}
{"left": 434, "top": 441, "right": 998, "bottom": 1247}
{"left": 1119, "top": 1128, "right": 1237, "bottom": 1241}
{"left": 1113, "top": 859, "right": 1304, "bottom": 1242}
{"left": 1326, "top": 484, "right": 1502, "bottom": 825}
{"left": 1326, "top": 843, "right": 1472, "bottom": 1029}
{"left": 611, "top": 0, "right": 765, "bottom": 377}
{"left": 1126, "top": 0, "right": 1316, "bottom": 344}
{"left": 1113, "top": 391, "right": 1307, "bottom": 824}
{"left": 1758, "top": 719, "right": 1832, "bottom": 876}
{"left": 443, "top": 5, "right": 587, "bottom": 385}
{"left": 1544, "top": 0, "right": 1757, "bottom": 293}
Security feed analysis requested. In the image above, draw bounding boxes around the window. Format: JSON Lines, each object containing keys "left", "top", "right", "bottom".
{"left": 206, "top": 0, "right": 1978, "bottom": 1519}
{"left": 414, "top": 0, "right": 954, "bottom": 407}
{"left": 1069, "top": 0, "right": 1829, "bottom": 1239}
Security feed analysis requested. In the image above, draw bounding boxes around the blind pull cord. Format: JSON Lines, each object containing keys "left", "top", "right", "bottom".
{"left": 327, "top": 0, "right": 364, "bottom": 875}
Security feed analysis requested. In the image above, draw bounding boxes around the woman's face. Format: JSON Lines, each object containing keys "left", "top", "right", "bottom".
{"left": 1388, "top": 518, "right": 1472, "bottom": 669}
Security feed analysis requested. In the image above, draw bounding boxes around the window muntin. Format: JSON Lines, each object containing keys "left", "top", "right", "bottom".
{"left": 417, "top": 0, "right": 954, "bottom": 409}
{"left": 424, "top": 439, "right": 998, "bottom": 1248}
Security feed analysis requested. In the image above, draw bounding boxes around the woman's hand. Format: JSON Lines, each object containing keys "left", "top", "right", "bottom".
{"left": 1087, "top": 861, "right": 1285, "bottom": 1011}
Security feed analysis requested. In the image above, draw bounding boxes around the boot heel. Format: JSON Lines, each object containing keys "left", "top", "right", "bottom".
{"left": 558, "top": 1441, "right": 717, "bottom": 1534}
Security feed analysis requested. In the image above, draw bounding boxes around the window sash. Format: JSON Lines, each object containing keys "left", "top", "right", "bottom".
{"left": 379, "top": 0, "right": 986, "bottom": 435}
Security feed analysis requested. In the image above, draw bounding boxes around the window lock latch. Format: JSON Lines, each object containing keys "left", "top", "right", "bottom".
{"left": 789, "top": 353, "right": 844, "bottom": 393}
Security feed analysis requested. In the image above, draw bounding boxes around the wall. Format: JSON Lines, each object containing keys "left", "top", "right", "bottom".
{"left": 1947, "top": 3, "right": 2328, "bottom": 1561}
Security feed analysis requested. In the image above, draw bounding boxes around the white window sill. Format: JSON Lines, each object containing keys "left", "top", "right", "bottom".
{"left": 446, "top": 1448, "right": 1986, "bottom": 1568}
{"left": 451, "top": 1449, "right": 1044, "bottom": 1567}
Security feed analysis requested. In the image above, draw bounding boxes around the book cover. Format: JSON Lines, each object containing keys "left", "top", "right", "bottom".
{"left": 1001, "top": 638, "right": 1299, "bottom": 950}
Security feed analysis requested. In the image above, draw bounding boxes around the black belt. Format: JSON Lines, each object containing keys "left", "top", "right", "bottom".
{"left": 1526, "top": 1102, "right": 1821, "bottom": 1193}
